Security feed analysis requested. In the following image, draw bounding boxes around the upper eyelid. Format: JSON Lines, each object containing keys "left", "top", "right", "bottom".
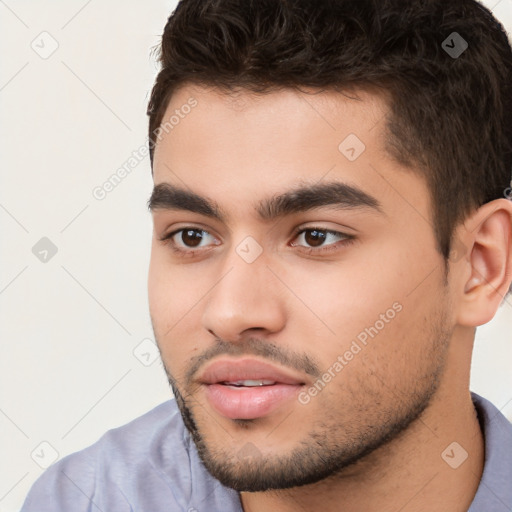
{"left": 161, "top": 225, "right": 347, "bottom": 236}
{"left": 154, "top": 208, "right": 361, "bottom": 237}
{"left": 159, "top": 226, "right": 217, "bottom": 241}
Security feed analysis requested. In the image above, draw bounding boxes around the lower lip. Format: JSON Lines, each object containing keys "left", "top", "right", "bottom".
{"left": 204, "top": 383, "right": 302, "bottom": 420}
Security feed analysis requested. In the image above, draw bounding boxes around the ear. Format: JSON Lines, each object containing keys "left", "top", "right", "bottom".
{"left": 455, "top": 198, "right": 512, "bottom": 327}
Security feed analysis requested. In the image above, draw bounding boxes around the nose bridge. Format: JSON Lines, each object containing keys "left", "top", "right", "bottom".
{"left": 201, "top": 241, "right": 286, "bottom": 339}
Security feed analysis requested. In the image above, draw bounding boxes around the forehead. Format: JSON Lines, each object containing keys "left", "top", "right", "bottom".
{"left": 153, "top": 83, "right": 390, "bottom": 177}
{"left": 151, "top": 83, "right": 431, "bottom": 228}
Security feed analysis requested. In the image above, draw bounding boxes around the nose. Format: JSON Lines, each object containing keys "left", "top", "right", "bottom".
{"left": 201, "top": 247, "right": 287, "bottom": 342}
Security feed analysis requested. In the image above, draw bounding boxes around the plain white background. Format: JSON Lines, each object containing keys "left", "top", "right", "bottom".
{"left": 1, "top": 1, "right": 511, "bottom": 510}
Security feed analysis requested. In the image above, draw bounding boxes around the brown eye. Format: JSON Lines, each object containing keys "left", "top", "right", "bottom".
{"left": 161, "top": 227, "right": 220, "bottom": 254}
{"left": 303, "top": 229, "right": 327, "bottom": 247}
{"left": 291, "top": 228, "right": 351, "bottom": 252}
{"left": 180, "top": 229, "right": 205, "bottom": 247}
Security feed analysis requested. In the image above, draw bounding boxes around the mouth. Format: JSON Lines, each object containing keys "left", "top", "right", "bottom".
{"left": 198, "top": 358, "right": 307, "bottom": 420}
{"left": 220, "top": 379, "right": 278, "bottom": 387}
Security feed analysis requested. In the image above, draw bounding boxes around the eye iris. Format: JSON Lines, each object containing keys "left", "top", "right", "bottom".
{"left": 182, "top": 229, "right": 203, "bottom": 247}
{"left": 305, "top": 229, "right": 326, "bottom": 247}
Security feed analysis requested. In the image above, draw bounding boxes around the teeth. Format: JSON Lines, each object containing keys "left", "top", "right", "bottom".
{"left": 224, "top": 380, "right": 276, "bottom": 387}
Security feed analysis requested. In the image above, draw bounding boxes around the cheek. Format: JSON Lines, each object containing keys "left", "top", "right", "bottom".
{"left": 148, "top": 247, "right": 203, "bottom": 352}
{"left": 284, "top": 249, "right": 438, "bottom": 365}
{"left": 285, "top": 259, "right": 400, "bottom": 339}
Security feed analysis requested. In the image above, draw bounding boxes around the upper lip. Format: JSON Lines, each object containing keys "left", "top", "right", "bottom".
{"left": 197, "top": 358, "right": 307, "bottom": 386}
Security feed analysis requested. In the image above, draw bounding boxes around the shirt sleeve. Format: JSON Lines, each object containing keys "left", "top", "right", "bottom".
{"left": 18, "top": 400, "right": 233, "bottom": 512}
{"left": 19, "top": 445, "right": 136, "bottom": 512}
{"left": 20, "top": 453, "right": 98, "bottom": 512}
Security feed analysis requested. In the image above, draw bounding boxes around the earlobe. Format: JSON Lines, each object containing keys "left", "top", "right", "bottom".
{"left": 456, "top": 198, "right": 512, "bottom": 327}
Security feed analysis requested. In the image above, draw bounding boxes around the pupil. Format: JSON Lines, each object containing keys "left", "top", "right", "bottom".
{"left": 182, "top": 229, "right": 203, "bottom": 247}
{"left": 305, "top": 229, "right": 326, "bottom": 247}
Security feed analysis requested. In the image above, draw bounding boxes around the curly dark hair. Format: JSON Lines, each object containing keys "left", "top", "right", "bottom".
{"left": 147, "top": 0, "right": 512, "bottom": 262}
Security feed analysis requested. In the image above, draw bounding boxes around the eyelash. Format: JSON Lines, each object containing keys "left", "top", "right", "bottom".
{"left": 158, "top": 226, "right": 355, "bottom": 257}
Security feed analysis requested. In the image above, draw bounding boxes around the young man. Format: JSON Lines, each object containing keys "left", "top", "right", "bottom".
{"left": 21, "top": 0, "right": 512, "bottom": 511}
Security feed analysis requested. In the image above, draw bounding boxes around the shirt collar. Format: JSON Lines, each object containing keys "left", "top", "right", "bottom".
{"left": 468, "top": 392, "right": 512, "bottom": 511}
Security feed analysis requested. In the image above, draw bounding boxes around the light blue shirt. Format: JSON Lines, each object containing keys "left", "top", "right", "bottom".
{"left": 21, "top": 392, "right": 512, "bottom": 511}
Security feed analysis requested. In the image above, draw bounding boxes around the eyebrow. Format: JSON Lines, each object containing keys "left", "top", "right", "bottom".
{"left": 147, "top": 181, "right": 382, "bottom": 221}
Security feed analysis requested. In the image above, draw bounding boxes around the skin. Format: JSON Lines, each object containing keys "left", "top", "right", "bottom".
{"left": 148, "top": 83, "right": 512, "bottom": 512}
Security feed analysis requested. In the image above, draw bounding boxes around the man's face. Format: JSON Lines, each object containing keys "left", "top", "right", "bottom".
{"left": 148, "top": 84, "right": 453, "bottom": 491}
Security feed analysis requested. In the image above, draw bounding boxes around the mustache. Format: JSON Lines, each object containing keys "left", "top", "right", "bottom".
{"left": 183, "top": 337, "right": 322, "bottom": 386}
